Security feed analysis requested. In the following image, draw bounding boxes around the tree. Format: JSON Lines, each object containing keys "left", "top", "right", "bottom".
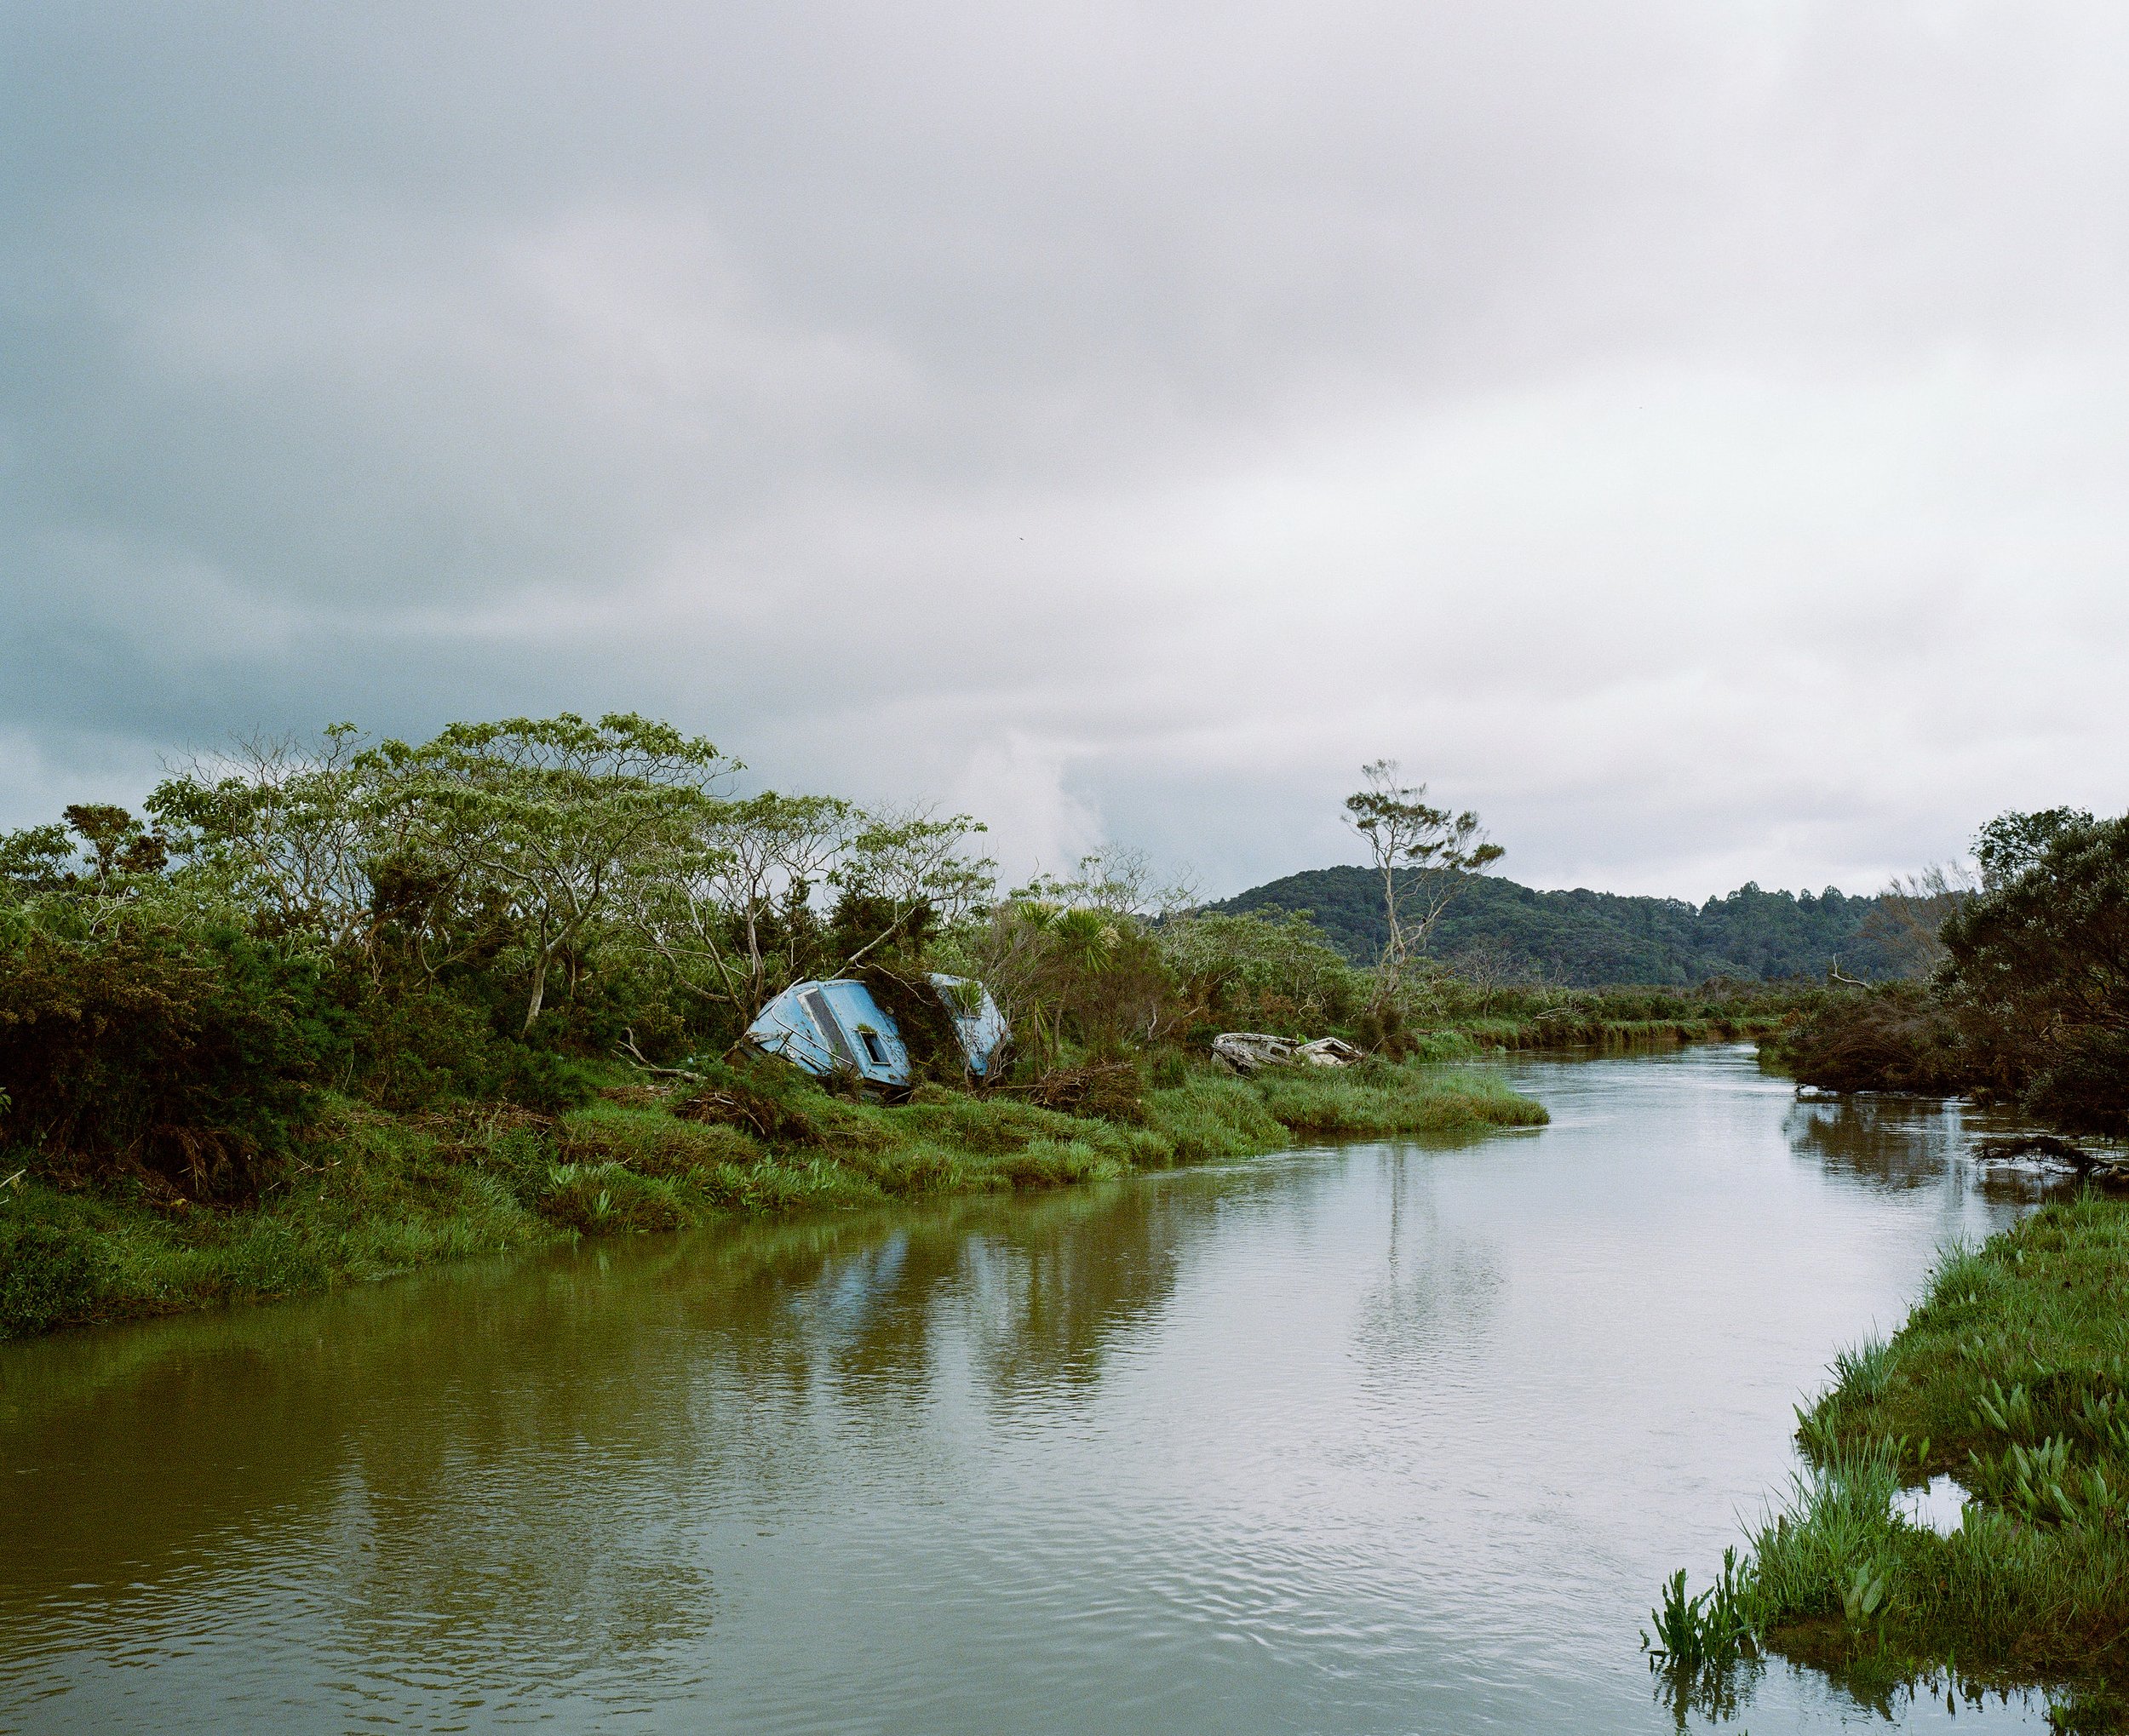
{"left": 1939, "top": 809, "right": 2129, "bottom": 1126}
{"left": 1154, "top": 908, "right": 1357, "bottom": 1033}
{"left": 1973, "top": 807, "right": 2094, "bottom": 891}
{"left": 60, "top": 805, "right": 167, "bottom": 883}
{"left": 625, "top": 797, "right": 993, "bottom": 1026}
{"left": 833, "top": 806, "right": 995, "bottom": 965}
{"left": 382, "top": 713, "right": 737, "bottom": 1034}
{"left": 149, "top": 726, "right": 398, "bottom": 962}
{"left": 0, "top": 807, "right": 167, "bottom": 899}
{"left": 1342, "top": 759, "right": 1502, "bottom": 1012}
{"left": 625, "top": 791, "right": 856, "bottom": 1023}
{"left": 1857, "top": 862, "right": 1977, "bottom": 979}
{"left": 948, "top": 855, "right": 1185, "bottom": 1062}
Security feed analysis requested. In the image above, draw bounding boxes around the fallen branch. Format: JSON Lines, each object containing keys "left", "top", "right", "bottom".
{"left": 616, "top": 1028, "right": 706, "bottom": 1081}
{"left": 1973, "top": 1133, "right": 2129, "bottom": 1179}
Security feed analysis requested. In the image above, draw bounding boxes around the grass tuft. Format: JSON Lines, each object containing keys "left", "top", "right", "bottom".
{"left": 1661, "top": 1191, "right": 2129, "bottom": 1707}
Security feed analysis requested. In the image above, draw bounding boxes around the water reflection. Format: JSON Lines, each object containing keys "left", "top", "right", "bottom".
{"left": 1351, "top": 1157, "right": 1506, "bottom": 1378}
{"left": 1788, "top": 1093, "right": 2072, "bottom": 1206}
{"left": 0, "top": 1048, "right": 2058, "bottom": 1733}
{"left": 1, "top": 1178, "right": 1306, "bottom": 1727}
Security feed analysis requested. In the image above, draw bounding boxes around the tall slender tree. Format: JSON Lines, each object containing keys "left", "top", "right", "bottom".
{"left": 1343, "top": 759, "right": 1502, "bottom": 1014}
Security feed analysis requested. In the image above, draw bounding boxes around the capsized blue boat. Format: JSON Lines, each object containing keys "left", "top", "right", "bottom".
{"left": 744, "top": 974, "right": 1008, "bottom": 1089}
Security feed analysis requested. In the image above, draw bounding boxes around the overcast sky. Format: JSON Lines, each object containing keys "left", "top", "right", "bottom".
{"left": 3, "top": 3, "right": 2126, "bottom": 901}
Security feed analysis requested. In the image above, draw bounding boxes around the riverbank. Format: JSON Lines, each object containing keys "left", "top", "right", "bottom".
{"left": 1453, "top": 1011, "right": 1790, "bottom": 1051}
{"left": 1745, "top": 1190, "right": 2129, "bottom": 1712}
{"left": 1399, "top": 981, "right": 1805, "bottom": 1056}
{"left": 0, "top": 1056, "right": 1546, "bottom": 1342}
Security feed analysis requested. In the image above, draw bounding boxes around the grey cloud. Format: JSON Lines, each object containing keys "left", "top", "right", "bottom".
{"left": 4, "top": 1, "right": 2128, "bottom": 895}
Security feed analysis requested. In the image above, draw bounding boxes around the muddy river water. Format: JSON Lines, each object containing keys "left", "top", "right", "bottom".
{"left": 0, "top": 1047, "right": 2069, "bottom": 1731}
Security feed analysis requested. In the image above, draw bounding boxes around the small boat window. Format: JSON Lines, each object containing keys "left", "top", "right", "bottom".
{"left": 859, "top": 1030, "right": 887, "bottom": 1066}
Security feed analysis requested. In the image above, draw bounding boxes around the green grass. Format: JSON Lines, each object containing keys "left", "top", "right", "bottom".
{"left": 1245, "top": 1062, "right": 1548, "bottom": 1138}
{"left": 0, "top": 1055, "right": 1546, "bottom": 1341}
{"left": 1460, "top": 1012, "right": 1791, "bottom": 1051}
{"left": 1659, "top": 1192, "right": 2129, "bottom": 1718}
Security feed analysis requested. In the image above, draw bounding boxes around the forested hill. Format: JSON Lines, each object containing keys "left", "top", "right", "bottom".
{"left": 1208, "top": 868, "right": 1902, "bottom": 986}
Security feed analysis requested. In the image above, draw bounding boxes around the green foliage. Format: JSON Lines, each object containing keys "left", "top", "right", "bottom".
{"left": 538, "top": 1161, "right": 690, "bottom": 1233}
{"left": 1747, "top": 1438, "right": 1906, "bottom": 1629}
{"left": 950, "top": 868, "right": 1178, "bottom": 1063}
{"left": 1, "top": 716, "right": 998, "bottom": 1169}
{"left": 0, "top": 713, "right": 1573, "bottom": 1342}
{"left": 215, "top": 1217, "right": 331, "bottom": 1295}
{"left": 2046, "top": 1684, "right": 2129, "bottom": 1730}
{"left": 1342, "top": 759, "right": 1503, "bottom": 1010}
{"left": 858, "top": 962, "right": 968, "bottom": 1082}
{"left": 554, "top": 1102, "right": 763, "bottom": 1174}
{"left": 0, "top": 1052, "right": 1547, "bottom": 1340}
{"left": 0, "top": 822, "right": 77, "bottom": 895}
{"left": 0, "top": 897, "right": 335, "bottom": 1198}
{"left": 1141, "top": 1070, "right": 1288, "bottom": 1161}
{"left": 1155, "top": 908, "right": 1359, "bottom": 1034}
{"left": 1936, "top": 808, "right": 2129, "bottom": 1130}
{"left": 1767, "top": 808, "right": 2129, "bottom": 1132}
{"left": 1769, "top": 983, "right": 1967, "bottom": 1096}
{"left": 1640, "top": 1546, "right": 1764, "bottom": 1727}
{"left": 1214, "top": 866, "right": 1908, "bottom": 985}
{"left": 0, "top": 804, "right": 168, "bottom": 897}
{"left": 1642, "top": 1548, "right": 1761, "bottom": 1675}
{"left": 1247, "top": 1059, "right": 1548, "bottom": 1138}
{"left": 1363, "top": 975, "right": 1805, "bottom": 1057}
{"left": 0, "top": 1207, "right": 107, "bottom": 1338}
{"left": 371, "top": 712, "right": 736, "bottom": 1035}
{"left": 627, "top": 791, "right": 992, "bottom": 1028}
{"left": 677, "top": 1057, "right": 825, "bottom": 1143}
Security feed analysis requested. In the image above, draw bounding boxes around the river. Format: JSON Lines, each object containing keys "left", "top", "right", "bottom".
{"left": 0, "top": 1046, "right": 2069, "bottom": 1732}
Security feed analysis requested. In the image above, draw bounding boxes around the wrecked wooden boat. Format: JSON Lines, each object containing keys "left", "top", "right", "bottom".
{"left": 1211, "top": 1032, "right": 1363, "bottom": 1074}
{"left": 745, "top": 974, "right": 1009, "bottom": 1091}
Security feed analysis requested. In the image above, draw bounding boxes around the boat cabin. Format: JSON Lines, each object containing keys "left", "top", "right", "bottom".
{"left": 744, "top": 974, "right": 1008, "bottom": 1090}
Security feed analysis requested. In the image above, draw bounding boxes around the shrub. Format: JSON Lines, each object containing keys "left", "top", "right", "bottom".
{"left": 1769, "top": 984, "right": 1966, "bottom": 1096}
{"left": 1156, "top": 908, "right": 1359, "bottom": 1034}
{"left": 858, "top": 964, "right": 969, "bottom": 1084}
{"left": 0, "top": 1210, "right": 106, "bottom": 1338}
{"left": 676, "top": 1060, "right": 821, "bottom": 1145}
{"left": 0, "top": 904, "right": 335, "bottom": 1199}
{"left": 497, "top": 1047, "right": 606, "bottom": 1113}
{"left": 2023, "top": 1028, "right": 2129, "bottom": 1137}
{"left": 1002, "top": 1060, "right": 1145, "bottom": 1122}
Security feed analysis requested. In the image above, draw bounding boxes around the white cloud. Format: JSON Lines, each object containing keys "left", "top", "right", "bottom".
{"left": 947, "top": 734, "right": 1105, "bottom": 886}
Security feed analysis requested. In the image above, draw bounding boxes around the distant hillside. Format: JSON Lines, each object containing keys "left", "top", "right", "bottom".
{"left": 1207, "top": 867, "right": 1902, "bottom": 987}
